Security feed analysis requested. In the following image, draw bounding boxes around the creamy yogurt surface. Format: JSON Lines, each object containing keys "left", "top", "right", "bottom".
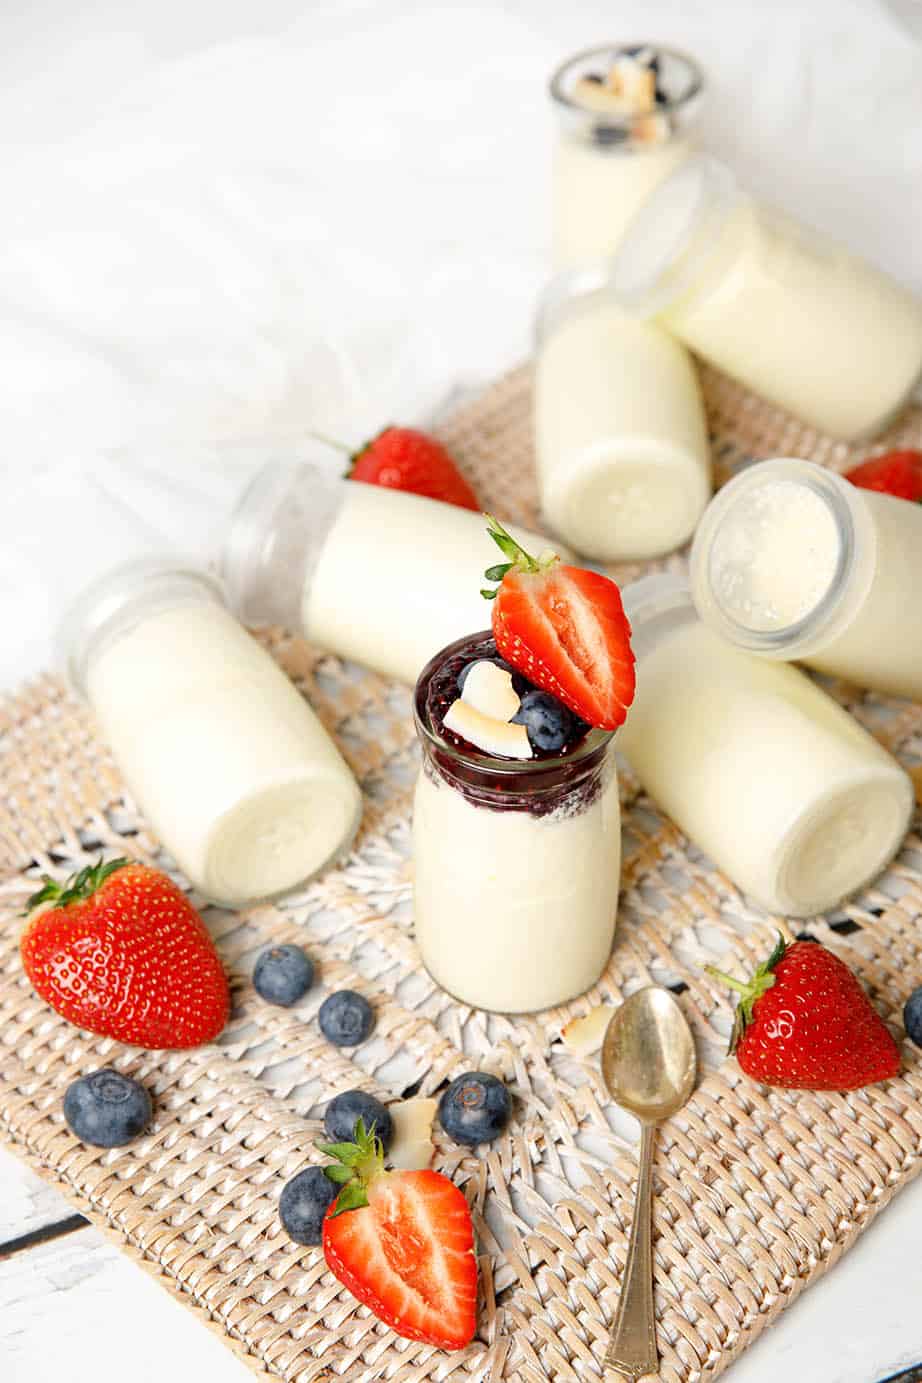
{"left": 86, "top": 601, "right": 361, "bottom": 904}
{"left": 617, "top": 611, "right": 911, "bottom": 916}
{"left": 659, "top": 201, "right": 922, "bottom": 440}
{"left": 535, "top": 300, "right": 710, "bottom": 559}
{"left": 413, "top": 758, "right": 620, "bottom": 1013}
{"left": 302, "top": 483, "right": 563, "bottom": 685}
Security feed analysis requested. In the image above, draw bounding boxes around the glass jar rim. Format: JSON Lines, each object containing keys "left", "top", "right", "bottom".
{"left": 549, "top": 42, "right": 704, "bottom": 122}
{"left": 689, "top": 459, "right": 861, "bottom": 654}
{"left": 413, "top": 631, "right": 613, "bottom": 780}
{"left": 59, "top": 558, "right": 224, "bottom": 697}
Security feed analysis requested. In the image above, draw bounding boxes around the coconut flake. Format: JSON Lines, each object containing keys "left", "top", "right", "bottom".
{"left": 561, "top": 1006, "right": 613, "bottom": 1056}
{"left": 387, "top": 1097, "right": 438, "bottom": 1170}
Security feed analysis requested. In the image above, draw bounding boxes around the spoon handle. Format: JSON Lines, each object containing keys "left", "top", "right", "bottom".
{"left": 605, "top": 1121, "right": 658, "bottom": 1378}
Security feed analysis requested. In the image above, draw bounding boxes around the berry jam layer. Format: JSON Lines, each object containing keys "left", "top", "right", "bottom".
{"left": 416, "top": 632, "right": 610, "bottom": 818}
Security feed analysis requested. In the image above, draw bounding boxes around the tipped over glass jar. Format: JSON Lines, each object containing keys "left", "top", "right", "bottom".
{"left": 61, "top": 559, "right": 362, "bottom": 906}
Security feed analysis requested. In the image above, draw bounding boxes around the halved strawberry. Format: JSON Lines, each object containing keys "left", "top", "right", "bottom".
{"left": 319, "top": 1121, "right": 477, "bottom": 1350}
{"left": 481, "top": 515, "right": 635, "bottom": 731}
{"left": 844, "top": 449, "right": 922, "bottom": 502}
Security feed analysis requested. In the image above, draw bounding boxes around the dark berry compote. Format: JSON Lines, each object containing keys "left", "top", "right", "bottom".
{"left": 414, "top": 631, "right": 611, "bottom": 817}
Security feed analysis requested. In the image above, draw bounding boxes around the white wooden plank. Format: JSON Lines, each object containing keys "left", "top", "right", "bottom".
{"left": 0, "top": 1147, "right": 80, "bottom": 1245}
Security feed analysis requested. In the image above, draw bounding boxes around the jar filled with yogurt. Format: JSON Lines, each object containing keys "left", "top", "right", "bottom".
{"left": 61, "top": 559, "right": 362, "bottom": 906}
{"left": 412, "top": 633, "right": 620, "bottom": 1012}
{"left": 534, "top": 283, "right": 711, "bottom": 560}
{"left": 618, "top": 574, "right": 912, "bottom": 917}
{"left": 222, "top": 460, "right": 567, "bottom": 685}
{"left": 690, "top": 457, "right": 922, "bottom": 700}
{"left": 609, "top": 155, "right": 922, "bottom": 440}
{"left": 551, "top": 44, "right": 704, "bottom": 269}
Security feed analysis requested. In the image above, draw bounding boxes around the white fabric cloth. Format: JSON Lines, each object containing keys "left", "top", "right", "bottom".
{"left": 2, "top": 0, "right": 921, "bottom": 684}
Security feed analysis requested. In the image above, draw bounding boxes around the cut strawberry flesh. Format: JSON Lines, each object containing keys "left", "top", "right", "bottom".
{"left": 323, "top": 1169, "right": 476, "bottom": 1350}
{"left": 493, "top": 566, "right": 635, "bottom": 730}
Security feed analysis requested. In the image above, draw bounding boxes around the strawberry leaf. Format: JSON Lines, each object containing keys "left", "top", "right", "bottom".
{"left": 315, "top": 1140, "right": 365, "bottom": 1165}
{"left": 329, "top": 1181, "right": 369, "bottom": 1218}
{"left": 25, "top": 857, "right": 130, "bottom": 914}
{"left": 323, "top": 1164, "right": 354, "bottom": 1185}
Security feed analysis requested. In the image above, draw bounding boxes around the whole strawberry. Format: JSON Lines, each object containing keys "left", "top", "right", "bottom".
{"left": 349, "top": 426, "right": 479, "bottom": 510}
{"left": 21, "top": 859, "right": 229, "bottom": 1049}
{"left": 320, "top": 1120, "right": 477, "bottom": 1350}
{"left": 844, "top": 449, "right": 922, "bottom": 502}
{"left": 481, "top": 514, "right": 635, "bottom": 730}
{"left": 707, "top": 935, "right": 900, "bottom": 1091}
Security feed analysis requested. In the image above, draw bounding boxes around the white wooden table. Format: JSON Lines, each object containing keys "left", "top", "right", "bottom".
{"left": 3, "top": 1, "right": 922, "bottom": 1378}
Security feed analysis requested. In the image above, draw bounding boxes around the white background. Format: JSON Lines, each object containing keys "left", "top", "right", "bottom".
{"left": 1, "top": 2, "right": 921, "bottom": 1380}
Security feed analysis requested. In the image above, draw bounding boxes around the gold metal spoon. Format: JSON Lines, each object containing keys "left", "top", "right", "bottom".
{"left": 601, "top": 987, "right": 697, "bottom": 1378}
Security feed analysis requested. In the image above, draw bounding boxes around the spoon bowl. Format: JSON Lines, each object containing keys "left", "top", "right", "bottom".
{"left": 602, "top": 985, "right": 697, "bottom": 1123}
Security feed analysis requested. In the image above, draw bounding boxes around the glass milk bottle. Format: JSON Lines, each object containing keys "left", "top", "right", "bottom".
{"left": 412, "top": 632, "right": 621, "bottom": 1012}
{"left": 222, "top": 460, "right": 568, "bottom": 686}
{"left": 551, "top": 44, "right": 704, "bottom": 269}
{"left": 618, "top": 575, "right": 912, "bottom": 917}
{"left": 534, "top": 281, "right": 711, "bottom": 560}
{"left": 61, "top": 559, "right": 362, "bottom": 906}
{"left": 690, "top": 457, "right": 922, "bottom": 701}
{"left": 609, "top": 155, "right": 922, "bottom": 440}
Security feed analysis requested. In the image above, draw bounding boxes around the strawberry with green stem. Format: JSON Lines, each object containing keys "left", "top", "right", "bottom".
{"left": 706, "top": 933, "right": 900, "bottom": 1091}
{"left": 319, "top": 1120, "right": 477, "bottom": 1350}
{"left": 481, "top": 514, "right": 635, "bottom": 731}
{"left": 314, "top": 425, "right": 479, "bottom": 510}
{"left": 21, "top": 858, "right": 229, "bottom": 1049}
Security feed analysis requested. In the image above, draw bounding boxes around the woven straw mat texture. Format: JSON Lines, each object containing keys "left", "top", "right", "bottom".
{"left": 2, "top": 362, "right": 922, "bottom": 1383}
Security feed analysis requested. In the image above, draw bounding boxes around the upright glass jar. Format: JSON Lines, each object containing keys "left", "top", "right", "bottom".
{"left": 690, "top": 457, "right": 922, "bottom": 701}
{"left": 609, "top": 155, "right": 922, "bottom": 440}
{"left": 61, "top": 559, "right": 362, "bottom": 906}
{"left": 551, "top": 43, "right": 704, "bottom": 269}
{"left": 534, "top": 281, "right": 711, "bottom": 560}
{"left": 222, "top": 460, "right": 568, "bottom": 686}
{"left": 617, "top": 574, "right": 912, "bottom": 917}
{"left": 412, "top": 633, "right": 621, "bottom": 1013}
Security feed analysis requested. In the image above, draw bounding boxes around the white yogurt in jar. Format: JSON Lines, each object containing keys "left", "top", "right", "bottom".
{"left": 413, "top": 757, "right": 621, "bottom": 1013}
{"left": 67, "top": 563, "right": 362, "bottom": 906}
{"left": 618, "top": 575, "right": 912, "bottom": 916}
{"left": 611, "top": 156, "right": 922, "bottom": 441}
{"left": 534, "top": 298, "right": 711, "bottom": 559}
{"left": 550, "top": 44, "right": 703, "bottom": 270}
{"left": 223, "top": 461, "right": 566, "bottom": 687}
{"left": 691, "top": 457, "right": 922, "bottom": 700}
{"left": 411, "top": 633, "right": 620, "bottom": 1013}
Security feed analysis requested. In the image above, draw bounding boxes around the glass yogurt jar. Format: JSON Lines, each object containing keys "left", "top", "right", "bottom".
{"left": 690, "top": 457, "right": 922, "bottom": 701}
{"left": 551, "top": 43, "right": 704, "bottom": 270}
{"left": 223, "top": 460, "right": 567, "bottom": 686}
{"left": 534, "top": 282, "right": 711, "bottom": 560}
{"left": 61, "top": 559, "right": 362, "bottom": 906}
{"left": 618, "top": 574, "right": 912, "bottom": 917}
{"left": 412, "top": 632, "right": 621, "bottom": 1012}
{"left": 609, "top": 155, "right": 922, "bottom": 440}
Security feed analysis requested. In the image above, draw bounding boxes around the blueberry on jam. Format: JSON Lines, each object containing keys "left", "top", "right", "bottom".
{"left": 429, "top": 635, "right": 589, "bottom": 762}
{"left": 513, "top": 690, "right": 578, "bottom": 753}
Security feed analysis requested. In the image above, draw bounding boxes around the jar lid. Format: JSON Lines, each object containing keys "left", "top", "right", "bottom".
{"left": 610, "top": 154, "right": 742, "bottom": 317}
{"left": 620, "top": 571, "right": 696, "bottom": 660}
{"left": 58, "top": 558, "right": 222, "bottom": 696}
{"left": 221, "top": 458, "right": 345, "bottom": 630}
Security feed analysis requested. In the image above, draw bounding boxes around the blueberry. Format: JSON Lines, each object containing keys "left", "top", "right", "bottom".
{"left": 512, "top": 689, "right": 576, "bottom": 753}
{"left": 904, "top": 986, "right": 922, "bottom": 1047}
{"left": 438, "top": 1072, "right": 511, "bottom": 1147}
{"left": 253, "top": 944, "right": 314, "bottom": 1007}
{"left": 63, "top": 1069, "right": 152, "bottom": 1148}
{"left": 279, "top": 1166, "right": 337, "bottom": 1245}
{"left": 319, "top": 989, "right": 374, "bottom": 1046}
{"left": 324, "top": 1089, "right": 392, "bottom": 1150}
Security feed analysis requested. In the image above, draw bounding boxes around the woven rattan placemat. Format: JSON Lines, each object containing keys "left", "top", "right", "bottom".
{"left": 2, "top": 363, "right": 922, "bottom": 1383}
